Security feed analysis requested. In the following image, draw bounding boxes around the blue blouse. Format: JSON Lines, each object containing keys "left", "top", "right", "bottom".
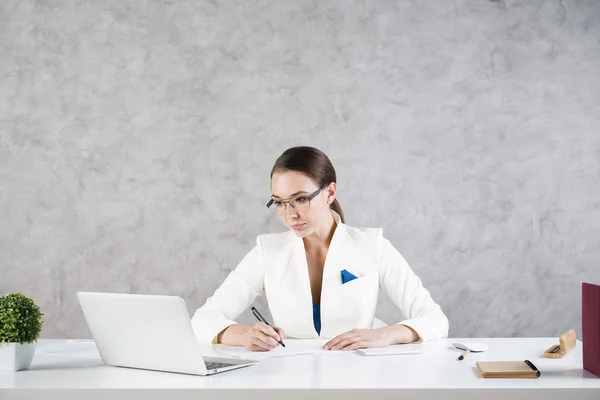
{"left": 312, "top": 302, "right": 321, "bottom": 335}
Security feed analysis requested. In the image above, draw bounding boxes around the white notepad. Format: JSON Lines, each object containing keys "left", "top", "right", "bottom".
{"left": 357, "top": 344, "right": 422, "bottom": 356}
{"left": 36, "top": 340, "right": 100, "bottom": 359}
{"left": 215, "top": 339, "right": 330, "bottom": 360}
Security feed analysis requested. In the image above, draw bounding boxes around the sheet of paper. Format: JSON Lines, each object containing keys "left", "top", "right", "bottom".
{"left": 36, "top": 340, "right": 101, "bottom": 358}
{"left": 215, "top": 339, "right": 333, "bottom": 360}
{"left": 357, "top": 343, "right": 422, "bottom": 356}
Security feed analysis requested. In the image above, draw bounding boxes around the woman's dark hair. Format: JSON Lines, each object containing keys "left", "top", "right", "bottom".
{"left": 270, "top": 146, "right": 344, "bottom": 223}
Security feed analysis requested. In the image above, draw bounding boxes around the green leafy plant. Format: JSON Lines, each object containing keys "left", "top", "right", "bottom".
{"left": 0, "top": 293, "right": 44, "bottom": 344}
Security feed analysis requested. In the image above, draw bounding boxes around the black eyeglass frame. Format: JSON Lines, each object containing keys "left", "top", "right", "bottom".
{"left": 266, "top": 183, "right": 328, "bottom": 212}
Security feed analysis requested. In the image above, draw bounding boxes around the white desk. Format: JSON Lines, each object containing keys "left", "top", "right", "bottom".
{"left": 1, "top": 338, "right": 598, "bottom": 400}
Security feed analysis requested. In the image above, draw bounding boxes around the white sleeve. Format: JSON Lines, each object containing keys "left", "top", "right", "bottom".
{"left": 191, "top": 235, "right": 266, "bottom": 344}
{"left": 376, "top": 229, "right": 449, "bottom": 342}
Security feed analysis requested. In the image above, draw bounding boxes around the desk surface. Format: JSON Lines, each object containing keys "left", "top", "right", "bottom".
{"left": 1, "top": 338, "right": 599, "bottom": 400}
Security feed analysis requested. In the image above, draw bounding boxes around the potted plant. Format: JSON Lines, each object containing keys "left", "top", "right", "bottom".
{"left": 0, "top": 293, "right": 44, "bottom": 371}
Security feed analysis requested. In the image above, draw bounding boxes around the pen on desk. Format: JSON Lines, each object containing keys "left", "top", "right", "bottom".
{"left": 251, "top": 306, "right": 285, "bottom": 347}
{"left": 458, "top": 349, "right": 470, "bottom": 361}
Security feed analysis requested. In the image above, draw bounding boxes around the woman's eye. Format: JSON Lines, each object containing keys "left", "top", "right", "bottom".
{"left": 294, "top": 196, "right": 309, "bottom": 204}
{"left": 273, "top": 200, "right": 284, "bottom": 207}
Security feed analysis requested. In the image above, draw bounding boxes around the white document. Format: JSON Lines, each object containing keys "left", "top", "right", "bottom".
{"left": 215, "top": 339, "right": 332, "bottom": 360}
{"left": 36, "top": 340, "right": 100, "bottom": 358}
{"left": 357, "top": 343, "right": 422, "bottom": 356}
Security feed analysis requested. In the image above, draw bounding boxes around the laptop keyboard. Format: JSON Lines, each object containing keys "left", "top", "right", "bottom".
{"left": 205, "top": 361, "right": 236, "bottom": 370}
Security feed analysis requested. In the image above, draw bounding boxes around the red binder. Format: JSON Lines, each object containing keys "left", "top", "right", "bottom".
{"left": 582, "top": 282, "right": 600, "bottom": 377}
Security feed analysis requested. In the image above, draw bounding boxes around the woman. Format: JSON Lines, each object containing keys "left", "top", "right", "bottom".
{"left": 192, "top": 146, "right": 448, "bottom": 351}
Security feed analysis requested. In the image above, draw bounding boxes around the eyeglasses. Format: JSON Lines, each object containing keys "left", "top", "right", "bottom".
{"left": 266, "top": 184, "right": 327, "bottom": 215}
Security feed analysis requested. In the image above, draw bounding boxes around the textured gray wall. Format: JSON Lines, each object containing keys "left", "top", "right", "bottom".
{"left": 1, "top": 0, "right": 599, "bottom": 340}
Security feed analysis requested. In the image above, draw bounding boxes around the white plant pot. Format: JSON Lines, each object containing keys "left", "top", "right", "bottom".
{"left": 0, "top": 342, "right": 36, "bottom": 371}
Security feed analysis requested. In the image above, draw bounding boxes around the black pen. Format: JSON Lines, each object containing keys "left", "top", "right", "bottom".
{"left": 251, "top": 306, "right": 285, "bottom": 347}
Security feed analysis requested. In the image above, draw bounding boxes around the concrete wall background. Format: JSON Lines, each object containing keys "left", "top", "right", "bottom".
{"left": 1, "top": 0, "right": 599, "bottom": 339}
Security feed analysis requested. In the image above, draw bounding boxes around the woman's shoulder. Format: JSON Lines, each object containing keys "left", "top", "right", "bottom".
{"left": 341, "top": 224, "right": 391, "bottom": 266}
{"left": 342, "top": 223, "right": 383, "bottom": 240}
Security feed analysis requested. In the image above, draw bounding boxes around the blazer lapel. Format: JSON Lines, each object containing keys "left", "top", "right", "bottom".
{"left": 265, "top": 234, "right": 317, "bottom": 338}
{"left": 319, "top": 217, "right": 350, "bottom": 338}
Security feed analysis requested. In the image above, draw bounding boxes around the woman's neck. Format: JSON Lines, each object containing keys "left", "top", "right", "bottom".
{"left": 303, "top": 212, "right": 337, "bottom": 253}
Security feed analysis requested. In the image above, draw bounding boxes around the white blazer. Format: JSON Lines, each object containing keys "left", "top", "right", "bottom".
{"left": 191, "top": 212, "right": 449, "bottom": 344}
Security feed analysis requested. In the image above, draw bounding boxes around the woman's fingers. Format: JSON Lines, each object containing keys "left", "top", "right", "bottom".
{"left": 247, "top": 342, "right": 270, "bottom": 352}
{"left": 251, "top": 334, "right": 277, "bottom": 350}
{"left": 344, "top": 341, "right": 367, "bottom": 351}
{"left": 246, "top": 334, "right": 276, "bottom": 351}
{"left": 250, "top": 324, "right": 279, "bottom": 348}
{"left": 324, "top": 330, "right": 355, "bottom": 350}
{"left": 272, "top": 326, "right": 285, "bottom": 341}
{"left": 325, "top": 329, "right": 382, "bottom": 350}
{"left": 330, "top": 337, "right": 359, "bottom": 350}
{"left": 244, "top": 322, "right": 278, "bottom": 351}
{"left": 244, "top": 322, "right": 286, "bottom": 351}
{"left": 257, "top": 322, "right": 282, "bottom": 342}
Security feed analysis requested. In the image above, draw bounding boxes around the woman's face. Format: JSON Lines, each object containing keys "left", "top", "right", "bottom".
{"left": 270, "top": 171, "right": 335, "bottom": 238}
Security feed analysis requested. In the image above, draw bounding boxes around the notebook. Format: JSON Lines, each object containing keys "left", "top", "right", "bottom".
{"left": 582, "top": 282, "right": 600, "bottom": 377}
{"left": 215, "top": 339, "right": 330, "bottom": 360}
{"left": 476, "top": 360, "right": 540, "bottom": 379}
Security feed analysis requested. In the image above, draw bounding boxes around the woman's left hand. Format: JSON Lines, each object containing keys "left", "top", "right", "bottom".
{"left": 323, "top": 325, "right": 418, "bottom": 351}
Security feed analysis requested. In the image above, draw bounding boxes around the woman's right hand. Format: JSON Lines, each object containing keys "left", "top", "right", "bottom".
{"left": 243, "top": 322, "right": 285, "bottom": 351}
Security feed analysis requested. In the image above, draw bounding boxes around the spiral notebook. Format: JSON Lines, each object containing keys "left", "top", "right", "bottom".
{"left": 476, "top": 360, "right": 540, "bottom": 379}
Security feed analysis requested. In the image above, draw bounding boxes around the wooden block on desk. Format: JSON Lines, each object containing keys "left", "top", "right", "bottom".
{"left": 559, "top": 329, "right": 577, "bottom": 353}
{"left": 544, "top": 329, "right": 576, "bottom": 358}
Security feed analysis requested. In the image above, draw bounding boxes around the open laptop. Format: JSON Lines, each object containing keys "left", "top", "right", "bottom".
{"left": 77, "top": 291, "right": 255, "bottom": 375}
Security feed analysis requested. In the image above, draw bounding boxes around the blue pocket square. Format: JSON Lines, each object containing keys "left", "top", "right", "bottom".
{"left": 341, "top": 269, "right": 358, "bottom": 284}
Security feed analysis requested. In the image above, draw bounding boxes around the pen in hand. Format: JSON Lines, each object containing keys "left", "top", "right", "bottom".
{"left": 251, "top": 307, "right": 286, "bottom": 347}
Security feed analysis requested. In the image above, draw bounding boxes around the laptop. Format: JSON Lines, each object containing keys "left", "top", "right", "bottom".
{"left": 77, "top": 291, "right": 256, "bottom": 375}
